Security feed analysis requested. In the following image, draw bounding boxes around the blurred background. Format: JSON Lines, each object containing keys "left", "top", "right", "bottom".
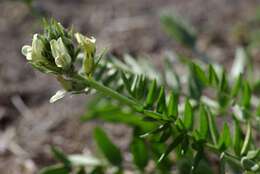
{"left": 0, "top": 0, "right": 260, "bottom": 173}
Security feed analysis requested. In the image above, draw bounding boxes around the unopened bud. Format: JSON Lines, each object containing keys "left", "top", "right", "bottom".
{"left": 21, "top": 34, "right": 45, "bottom": 61}
{"left": 50, "top": 37, "right": 71, "bottom": 69}
{"left": 75, "top": 33, "right": 96, "bottom": 76}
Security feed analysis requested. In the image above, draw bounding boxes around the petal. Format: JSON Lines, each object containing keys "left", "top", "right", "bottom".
{"left": 21, "top": 45, "right": 32, "bottom": 57}
{"left": 26, "top": 52, "right": 32, "bottom": 61}
{"left": 50, "top": 39, "right": 59, "bottom": 58}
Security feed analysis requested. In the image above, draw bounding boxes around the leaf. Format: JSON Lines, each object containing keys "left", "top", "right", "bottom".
{"left": 191, "top": 151, "right": 204, "bottom": 174}
{"left": 231, "top": 47, "right": 247, "bottom": 79}
{"left": 49, "top": 90, "right": 67, "bottom": 103}
{"left": 140, "top": 124, "right": 169, "bottom": 138}
{"left": 94, "top": 127, "right": 123, "bottom": 166}
{"left": 159, "top": 127, "right": 172, "bottom": 143}
{"left": 103, "top": 69, "right": 118, "bottom": 86}
{"left": 158, "top": 133, "right": 184, "bottom": 163}
{"left": 241, "top": 80, "right": 251, "bottom": 108}
{"left": 82, "top": 99, "right": 155, "bottom": 131}
{"left": 156, "top": 86, "right": 166, "bottom": 114}
{"left": 241, "top": 123, "right": 252, "bottom": 156}
{"left": 218, "top": 123, "right": 231, "bottom": 151}
{"left": 246, "top": 149, "right": 260, "bottom": 160}
{"left": 51, "top": 146, "right": 71, "bottom": 169}
{"left": 218, "top": 70, "right": 230, "bottom": 108}
{"left": 136, "top": 75, "right": 147, "bottom": 99}
{"left": 207, "top": 110, "right": 219, "bottom": 145}
{"left": 183, "top": 98, "right": 193, "bottom": 130}
{"left": 145, "top": 79, "right": 157, "bottom": 108}
{"left": 191, "top": 63, "right": 208, "bottom": 86}
{"left": 188, "top": 71, "right": 203, "bottom": 100}
{"left": 208, "top": 64, "right": 219, "bottom": 86}
{"left": 231, "top": 74, "right": 242, "bottom": 97}
{"left": 256, "top": 103, "right": 260, "bottom": 117}
{"left": 39, "top": 165, "right": 69, "bottom": 174}
{"left": 130, "top": 138, "right": 149, "bottom": 171}
{"left": 199, "top": 105, "right": 208, "bottom": 140}
{"left": 68, "top": 154, "right": 101, "bottom": 166}
{"left": 180, "top": 135, "right": 189, "bottom": 155}
{"left": 233, "top": 118, "right": 243, "bottom": 156}
{"left": 167, "top": 90, "right": 179, "bottom": 119}
{"left": 132, "top": 75, "right": 145, "bottom": 99}
{"left": 93, "top": 48, "right": 107, "bottom": 71}
{"left": 121, "top": 71, "right": 134, "bottom": 96}
{"left": 160, "top": 15, "right": 196, "bottom": 48}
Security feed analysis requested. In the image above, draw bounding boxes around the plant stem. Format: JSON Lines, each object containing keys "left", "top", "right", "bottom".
{"left": 73, "top": 74, "right": 138, "bottom": 107}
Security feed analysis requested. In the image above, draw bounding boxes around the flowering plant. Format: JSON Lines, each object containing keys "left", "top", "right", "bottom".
{"left": 22, "top": 19, "right": 260, "bottom": 174}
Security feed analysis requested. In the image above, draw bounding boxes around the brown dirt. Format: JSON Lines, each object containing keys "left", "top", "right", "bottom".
{"left": 0, "top": 0, "right": 260, "bottom": 173}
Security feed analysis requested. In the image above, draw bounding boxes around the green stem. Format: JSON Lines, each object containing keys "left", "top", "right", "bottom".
{"left": 73, "top": 74, "right": 138, "bottom": 107}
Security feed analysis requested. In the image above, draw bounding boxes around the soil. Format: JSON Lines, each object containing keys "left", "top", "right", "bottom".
{"left": 0, "top": 0, "right": 260, "bottom": 173}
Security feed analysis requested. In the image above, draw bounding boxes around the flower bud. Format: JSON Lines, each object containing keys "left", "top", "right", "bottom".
{"left": 75, "top": 33, "right": 96, "bottom": 76}
{"left": 50, "top": 37, "right": 71, "bottom": 69}
{"left": 21, "top": 34, "right": 45, "bottom": 61}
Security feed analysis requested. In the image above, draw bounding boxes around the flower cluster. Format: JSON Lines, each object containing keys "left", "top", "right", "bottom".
{"left": 21, "top": 19, "right": 96, "bottom": 77}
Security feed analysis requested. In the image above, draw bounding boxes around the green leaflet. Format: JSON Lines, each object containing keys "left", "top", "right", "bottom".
{"left": 218, "top": 123, "right": 232, "bottom": 151}
{"left": 207, "top": 110, "right": 219, "bottom": 145}
{"left": 39, "top": 165, "right": 69, "bottom": 174}
{"left": 233, "top": 118, "right": 243, "bottom": 156}
{"left": 160, "top": 15, "right": 196, "bottom": 48}
{"left": 94, "top": 127, "right": 123, "bottom": 167}
{"left": 183, "top": 98, "right": 193, "bottom": 130}
{"left": 198, "top": 105, "right": 208, "bottom": 140}
{"left": 191, "top": 151, "right": 204, "bottom": 174}
{"left": 191, "top": 63, "right": 208, "bottom": 86}
{"left": 121, "top": 71, "right": 134, "bottom": 96}
{"left": 208, "top": 64, "right": 219, "bottom": 86}
{"left": 218, "top": 69, "right": 230, "bottom": 108}
{"left": 51, "top": 146, "right": 71, "bottom": 169}
{"left": 246, "top": 149, "right": 260, "bottom": 160}
{"left": 231, "top": 74, "right": 242, "bottom": 97}
{"left": 241, "top": 123, "right": 252, "bottom": 156}
{"left": 145, "top": 79, "right": 157, "bottom": 109}
{"left": 130, "top": 138, "right": 149, "bottom": 171}
{"left": 156, "top": 86, "right": 167, "bottom": 114}
{"left": 158, "top": 133, "right": 184, "bottom": 163}
{"left": 241, "top": 80, "right": 252, "bottom": 109}
{"left": 167, "top": 90, "right": 179, "bottom": 119}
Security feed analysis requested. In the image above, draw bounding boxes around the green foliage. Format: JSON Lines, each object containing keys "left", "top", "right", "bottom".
{"left": 160, "top": 14, "right": 196, "bottom": 48}
{"left": 93, "top": 127, "right": 123, "bottom": 167}
{"left": 130, "top": 137, "right": 149, "bottom": 171}
{"left": 22, "top": 17, "right": 260, "bottom": 174}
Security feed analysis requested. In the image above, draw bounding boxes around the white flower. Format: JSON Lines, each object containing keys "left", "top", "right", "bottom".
{"left": 21, "top": 45, "right": 32, "bottom": 60}
{"left": 50, "top": 37, "right": 71, "bottom": 69}
{"left": 21, "top": 34, "right": 45, "bottom": 61}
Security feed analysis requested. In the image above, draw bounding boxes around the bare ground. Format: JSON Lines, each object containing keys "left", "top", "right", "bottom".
{"left": 0, "top": 0, "right": 260, "bottom": 173}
